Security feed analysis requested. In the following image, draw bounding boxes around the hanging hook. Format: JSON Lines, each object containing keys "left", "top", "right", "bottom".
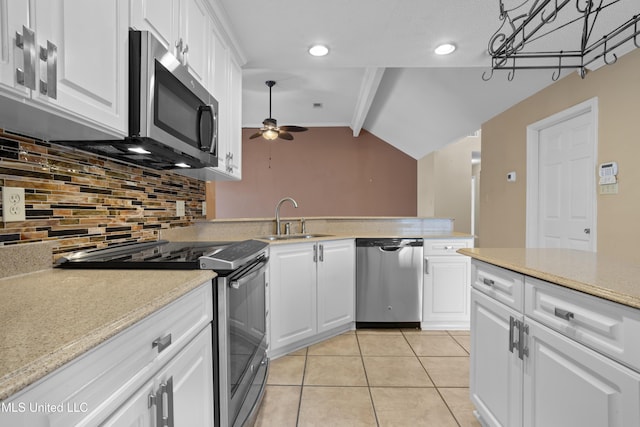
{"left": 552, "top": 52, "right": 563, "bottom": 81}
{"left": 507, "top": 58, "right": 516, "bottom": 81}
{"left": 482, "top": 67, "right": 495, "bottom": 81}
{"left": 542, "top": 0, "right": 559, "bottom": 23}
{"left": 603, "top": 36, "right": 618, "bottom": 65}
{"left": 576, "top": 0, "right": 590, "bottom": 14}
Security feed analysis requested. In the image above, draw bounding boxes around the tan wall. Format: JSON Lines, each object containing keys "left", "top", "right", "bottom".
{"left": 417, "top": 136, "right": 480, "bottom": 234}
{"left": 480, "top": 48, "right": 640, "bottom": 261}
{"left": 417, "top": 153, "right": 435, "bottom": 217}
{"left": 214, "top": 127, "right": 417, "bottom": 218}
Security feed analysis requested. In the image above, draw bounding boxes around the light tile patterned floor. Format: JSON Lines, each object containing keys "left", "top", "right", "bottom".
{"left": 254, "top": 329, "right": 481, "bottom": 427}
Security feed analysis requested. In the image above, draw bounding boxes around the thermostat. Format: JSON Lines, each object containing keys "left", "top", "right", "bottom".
{"left": 599, "top": 162, "right": 618, "bottom": 185}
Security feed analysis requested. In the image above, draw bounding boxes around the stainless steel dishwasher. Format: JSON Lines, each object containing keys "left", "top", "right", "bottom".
{"left": 356, "top": 238, "right": 424, "bottom": 327}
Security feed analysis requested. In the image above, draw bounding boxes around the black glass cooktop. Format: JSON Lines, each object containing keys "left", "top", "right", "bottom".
{"left": 55, "top": 240, "right": 231, "bottom": 270}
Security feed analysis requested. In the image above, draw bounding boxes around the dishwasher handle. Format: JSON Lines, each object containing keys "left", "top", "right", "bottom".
{"left": 379, "top": 246, "right": 404, "bottom": 252}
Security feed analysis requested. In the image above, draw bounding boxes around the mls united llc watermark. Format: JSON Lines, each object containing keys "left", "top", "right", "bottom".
{"left": 1, "top": 400, "right": 89, "bottom": 414}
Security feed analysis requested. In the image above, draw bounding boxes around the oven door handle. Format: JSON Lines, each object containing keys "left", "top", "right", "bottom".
{"left": 230, "top": 260, "right": 268, "bottom": 289}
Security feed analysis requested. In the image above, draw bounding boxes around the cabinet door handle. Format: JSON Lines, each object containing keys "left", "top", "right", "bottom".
{"left": 554, "top": 307, "right": 575, "bottom": 321}
{"left": 16, "top": 26, "right": 36, "bottom": 90}
{"left": 39, "top": 40, "right": 57, "bottom": 99}
{"left": 160, "top": 377, "right": 175, "bottom": 427}
{"left": 313, "top": 243, "right": 317, "bottom": 262}
{"left": 509, "top": 316, "right": 518, "bottom": 353}
{"left": 424, "top": 257, "right": 429, "bottom": 274}
{"left": 319, "top": 244, "right": 324, "bottom": 262}
{"left": 148, "top": 389, "right": 161, "bottom": 426}
{"left": 518, "top": 323, "right": 529, "bottom": 360}
{"left": 152, "top": 333, "right": 172, "bottom": 353}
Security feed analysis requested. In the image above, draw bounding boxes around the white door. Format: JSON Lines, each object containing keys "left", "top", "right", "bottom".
{"left": 317, "top": 240, "right": 355, "bottom": 333}
{"left": 33, "top": 0, "right": 128, "bottom": 133}
{"left": 423, "top": 256, "right": 470, "bottom": 327}
{"left": 269, "top": 243, "right": 317, "bottom": 351}
{"left": 527, "top": 99, "right": 597, "bottom": 251}
{"left": 524, "top": 320, "right": 640, "bottom": 427}
{"left": 470, "top": 289, "right": 524, "bottom": 427}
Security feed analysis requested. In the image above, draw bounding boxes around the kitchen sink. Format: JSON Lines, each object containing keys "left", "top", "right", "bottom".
{"left": 257, "top": 233, "right": 334, "bottom": 241}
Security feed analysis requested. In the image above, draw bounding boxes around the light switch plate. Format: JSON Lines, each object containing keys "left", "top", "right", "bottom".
{"left": 176, "top": 200, "right": 185, "bottom": 217}
{"left": 2, "top": 187, "right": 26, "bottom": 222}
{"left": 202, "top": 201, "right": 207, "bottom": 216}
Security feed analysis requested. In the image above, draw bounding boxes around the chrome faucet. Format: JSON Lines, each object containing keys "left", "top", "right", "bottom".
{"left": 275, "top": 197, "right": 298, "bottom": 235}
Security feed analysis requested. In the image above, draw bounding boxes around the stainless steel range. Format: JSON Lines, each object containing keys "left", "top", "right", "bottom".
{"left": 56, "top": 239, "right": 269, "bottom": 427}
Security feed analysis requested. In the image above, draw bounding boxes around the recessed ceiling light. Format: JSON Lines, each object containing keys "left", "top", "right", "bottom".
{"left": 175, "top": 163, "right": 191, "bottom": 168}
{"left": 308, "top": 44, "right": 329, "bottom": 57}
{"left": 434, "top": 43, "right": 456, "bottom": 55}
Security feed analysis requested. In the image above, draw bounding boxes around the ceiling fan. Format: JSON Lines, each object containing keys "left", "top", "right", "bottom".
{"left": 249, "top": 80, "right": 308, "bottom": 141}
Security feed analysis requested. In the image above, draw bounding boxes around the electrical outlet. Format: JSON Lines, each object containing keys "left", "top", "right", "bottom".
{"left": 176, "top": 200, "right": 186, "bottom": 217}
{"left": 2, "top": 187, "right": 26, "bottom": 222}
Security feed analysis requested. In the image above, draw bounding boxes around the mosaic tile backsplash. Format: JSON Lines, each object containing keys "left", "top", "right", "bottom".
{"left": 0, "top": 129, "right": 206, "bottom": 260}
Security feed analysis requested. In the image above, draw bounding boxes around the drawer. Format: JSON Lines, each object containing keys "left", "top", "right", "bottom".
{"left": 471, "top": 260, "right": 524, "bottom": 312}
{"left": 424, "top": 238, "right": 472, "bottom": 255}
{"left": 8, "top": 281, "right": 213, "bottom": 427}
{"left": 525, "top": 277, "right": 640, "bottom": 373}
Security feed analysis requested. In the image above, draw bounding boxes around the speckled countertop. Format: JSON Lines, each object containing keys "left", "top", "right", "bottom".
{"left": 458, "top": 248, "right": 640, "bottom": 310}
{"left": 0, "top": 268, "right": 216, "bottom": 400}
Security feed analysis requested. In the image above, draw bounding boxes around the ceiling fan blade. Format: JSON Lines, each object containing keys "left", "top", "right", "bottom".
{"left": 278, "top": 131, "right": 294, "bottom": 140}
{"left": 279, "top": 125, "right": 308, "bottom": 132}
{"left": 249, "top": 130, "right": 264, "bottom": 139}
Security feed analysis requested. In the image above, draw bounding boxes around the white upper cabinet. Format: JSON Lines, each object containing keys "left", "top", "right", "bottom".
{"left": 131, "top": 0, "right": 210, "bottom": 89}
{"left": 180, "top": 0, "right": 210, "bottom": 88}
{"left": 129, "top": 0, "right": 179, "bottom": 49}
{"left": 0, "top": 0, "right": 128, "bottom": 138}
{"left": 0, "top": 0, "right": 31, "bottom": 99}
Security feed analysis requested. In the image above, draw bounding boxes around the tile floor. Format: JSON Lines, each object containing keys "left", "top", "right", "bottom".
{"left": 254, "top": 329, "right": 481, "bottom": 427}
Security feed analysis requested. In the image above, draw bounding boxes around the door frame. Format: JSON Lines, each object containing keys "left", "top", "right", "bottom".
{"left": 525, "top": 97, "right": 598, "bottom": 250}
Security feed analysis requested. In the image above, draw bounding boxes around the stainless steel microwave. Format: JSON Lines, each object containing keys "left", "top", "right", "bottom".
{"left": 55, "top": 30, "right": 218, "bottom": 172}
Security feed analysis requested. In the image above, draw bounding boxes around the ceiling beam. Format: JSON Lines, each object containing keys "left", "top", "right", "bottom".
{"left": 350, "top": 67, "right": 385, "bottom": 137}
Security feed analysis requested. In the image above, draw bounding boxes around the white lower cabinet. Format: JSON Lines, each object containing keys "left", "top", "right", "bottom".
{"left": 103, "top": 324, "right": 214, "bottom": 427}
{"left": 523, "top": 320, "right": 640, "bottom": 427}
{"left": 471, "top": 260, "right": 640, "bottom": 427}
{"left": 269, "top": 239, "right": 355, "bottom": 357}
{"left": 471, "top": 289, "right": 523, "bottom": 427}
{"left": 1, "top": 282, "right": 213, "bottom": 427}
{"left": 422, "top": 238, "right": 473, "bottom": 329}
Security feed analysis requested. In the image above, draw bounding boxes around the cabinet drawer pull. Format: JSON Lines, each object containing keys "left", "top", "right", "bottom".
{"left": 444, "top": 245, "right": 454, "bottom": 250}
{"left": 554, "top": 307, "right": 575, "bottom": 321}
{"left": 152, "top": 333, "right": 172, "bottom": 353}
{"left": 483, "top": 278, "right": 495, "bottom": 287}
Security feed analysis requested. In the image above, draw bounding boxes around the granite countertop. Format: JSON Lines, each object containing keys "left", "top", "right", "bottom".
{"left": 0, "top": 268, "right": 216, "bottom": 400}
{"left": 458, "top": 248, "right": 640, "bottom": 310}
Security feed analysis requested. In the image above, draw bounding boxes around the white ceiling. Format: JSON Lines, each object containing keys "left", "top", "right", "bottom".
{"left": 217, "top": 0, "right": 639, "bottom": 159}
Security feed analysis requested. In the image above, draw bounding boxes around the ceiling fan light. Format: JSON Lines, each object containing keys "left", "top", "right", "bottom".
{"left": 435, "top": 43, "right": 456, "bottom": 55}
{"left": 263, "top": 129, "right": 279, "bottom": 140}
{"left": 308, "top": 44, "right": 329, "bottom": 57}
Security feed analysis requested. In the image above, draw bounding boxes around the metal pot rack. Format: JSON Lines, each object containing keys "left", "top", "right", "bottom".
{"left": 483, "top": 0, "right": 640, "bottom": 81}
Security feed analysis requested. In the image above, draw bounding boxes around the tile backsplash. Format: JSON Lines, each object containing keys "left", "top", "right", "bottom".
{"left": 0, "top": 129, "right": 205, "bottom": 259}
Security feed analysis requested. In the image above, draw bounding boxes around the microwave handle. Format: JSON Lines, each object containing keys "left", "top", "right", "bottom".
{"left": 196, "top": 104, "right": 215, "bottom": 151}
